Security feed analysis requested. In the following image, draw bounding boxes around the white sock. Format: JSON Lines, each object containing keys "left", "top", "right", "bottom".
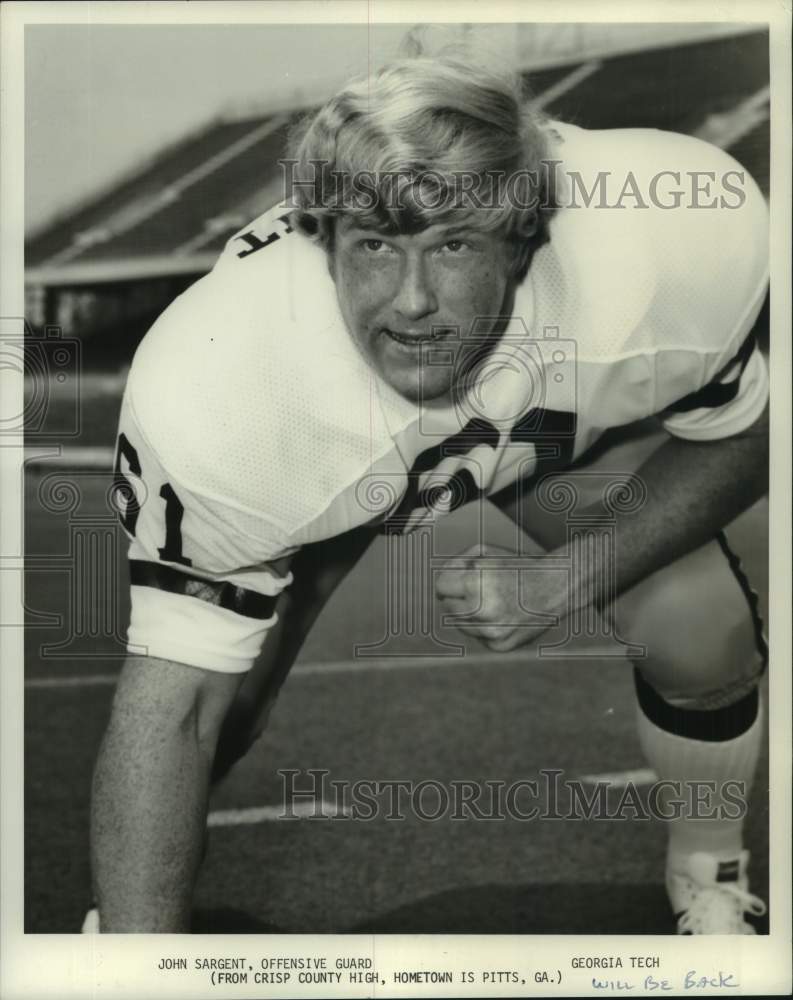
{"left": 634, "top": 671, "right": 762, "bottom": 868}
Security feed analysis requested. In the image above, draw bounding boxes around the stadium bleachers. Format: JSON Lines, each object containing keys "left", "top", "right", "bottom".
{"left": 25, "top": 30, "right": 768, "bottom": 278}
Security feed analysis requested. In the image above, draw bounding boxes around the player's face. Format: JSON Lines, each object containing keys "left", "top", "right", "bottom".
{"left": 330, "top": 219, "right": 514, "bottom": 401}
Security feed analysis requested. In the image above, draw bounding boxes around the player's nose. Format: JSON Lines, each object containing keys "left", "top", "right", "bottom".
{"left": 393, "top": 254, "right": 438, "bottom": 321}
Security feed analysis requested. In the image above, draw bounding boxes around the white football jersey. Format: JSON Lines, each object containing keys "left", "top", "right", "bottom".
{"left": 117, "top": 121, "right": 769, "bottom": 672}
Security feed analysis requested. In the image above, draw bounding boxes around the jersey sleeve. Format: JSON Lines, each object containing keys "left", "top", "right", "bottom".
{"left": 115, "top": 389, "right": 294, "bottom": 674}
{"left": 659, "top": 315, "right": 768, "bottom": 441}
{"left": 656, "top": 152, "right": 769, "bottom": 441}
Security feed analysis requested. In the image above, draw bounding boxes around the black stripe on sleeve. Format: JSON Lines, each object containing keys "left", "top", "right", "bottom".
{"left": 129, "top": 560, "right": 280, "bottom": 620}
{"left": 666, "top": 330, "right": 757, "bottom": 414}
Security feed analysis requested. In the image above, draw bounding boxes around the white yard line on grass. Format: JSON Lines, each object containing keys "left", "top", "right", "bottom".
{"left": 207, "top": 801, "right": 350, "bottom": 825}
{"left": 25, "top": 446, "right": 115, "bottom": 469}
{"left": 207, "top": 774, "right": 659, "bottom": 827}
{"left": 577, "top": 768, "right": 657, "bottom": 788}
{"left": 25, "top": 673, "right": 118, "bottom": 689}
{"left": 25, "top": 649, "right": 535, "bottom": 690}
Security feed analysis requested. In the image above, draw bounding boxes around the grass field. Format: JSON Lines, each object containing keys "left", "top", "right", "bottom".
{"left": 24, "top": 473, "right": 770, "bottom": 934}
{"left": 23, "top": 31, "right": 772, "bottom": 934}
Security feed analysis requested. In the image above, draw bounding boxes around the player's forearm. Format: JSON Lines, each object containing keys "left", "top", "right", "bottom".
{"left": 90, "top": 656, "right": 240, "bottom": 932}
{"left": 564, "top": 406, "right": 769, "bottom": 616}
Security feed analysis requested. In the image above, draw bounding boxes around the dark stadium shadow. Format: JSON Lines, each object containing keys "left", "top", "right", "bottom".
{"left": 192, "top": 908, "right": 285, "bottom": 933}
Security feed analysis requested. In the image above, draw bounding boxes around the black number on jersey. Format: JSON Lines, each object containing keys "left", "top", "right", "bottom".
{"left": 510, "top": 408, "right": 577, "bottom": 477}
{"left": 383, "top": 408, "right": 576, "bottom": 530}
{"left": 383, "top": 417, "right": 500, "bottom": 528}
{"left": 234, "top": 214, "right": 294, "bottom": 259}
{"left": 113, "top": 433, "right": 142, "bottom": 536}
{"left": 157, "top": 483, "right": 192, "bottom": 566}
{"left": 113, "top": 435, "right": 192, "bottom": 566}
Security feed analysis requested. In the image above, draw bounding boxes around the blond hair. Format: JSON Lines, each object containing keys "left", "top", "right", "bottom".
{"left": 285, "top": 52, "right": 556, "bottom": 277}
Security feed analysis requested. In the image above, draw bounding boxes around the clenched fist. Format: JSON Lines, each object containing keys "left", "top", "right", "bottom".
{"left": 435, "top": 543, "right": 570, "bottom": 652}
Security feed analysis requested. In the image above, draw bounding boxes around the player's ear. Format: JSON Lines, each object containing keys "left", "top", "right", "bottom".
{"left": 511, "top": 230, "right": 537, "bottom": 282}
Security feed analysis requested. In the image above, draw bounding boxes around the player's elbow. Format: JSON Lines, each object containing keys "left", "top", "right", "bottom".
{"left": 743, "top": 397, "right": 769, "bottom": 440}
{"left": 730, "top": 400, "right": 769, "bottom": 482}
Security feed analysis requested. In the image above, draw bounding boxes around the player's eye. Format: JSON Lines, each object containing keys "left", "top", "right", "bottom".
{"left": 362, "top": 239, "right": 388, "bottom": 252}
{"left": 442, "top": 239, "right": 466, "bottom": 253}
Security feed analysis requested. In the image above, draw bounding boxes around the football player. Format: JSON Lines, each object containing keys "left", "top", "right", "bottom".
{"left": 89, "top": 52, "right": 769, "bottom": 933}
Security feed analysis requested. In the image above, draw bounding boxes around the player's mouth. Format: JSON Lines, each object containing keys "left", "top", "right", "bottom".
{"left": 382, "top": 327, "right": 453, "bottom": 348}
